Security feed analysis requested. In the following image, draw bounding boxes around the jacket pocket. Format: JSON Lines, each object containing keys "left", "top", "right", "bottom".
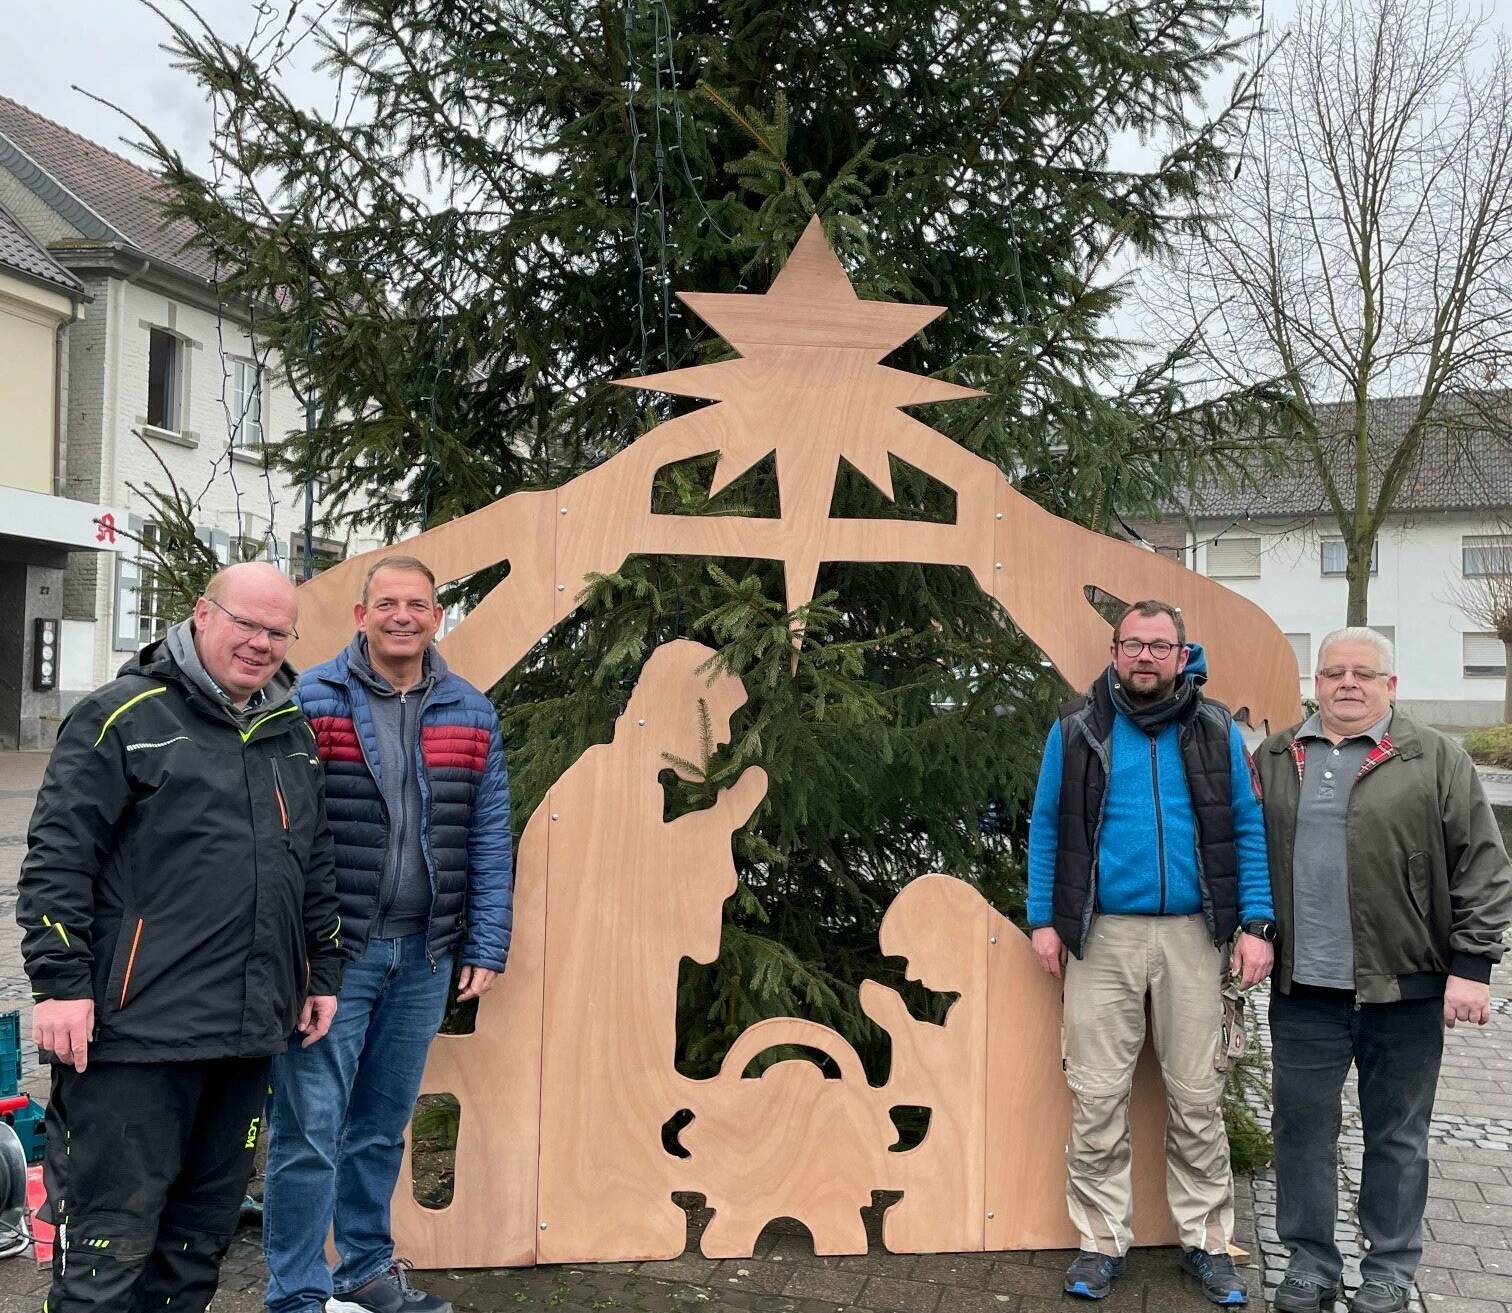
{"left": 1407, "top": 851, "right": 1431, "bottom": 919}
{"left": 104, "top": 916, "right": 145, "bottom": 1011}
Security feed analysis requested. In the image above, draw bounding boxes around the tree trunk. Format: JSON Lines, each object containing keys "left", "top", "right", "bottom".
{"left": 1503, "top": 639, "right": 1512, "bottom": 725}
{"left": 1346, "top": 547, "right": 1371, "bottom": 626}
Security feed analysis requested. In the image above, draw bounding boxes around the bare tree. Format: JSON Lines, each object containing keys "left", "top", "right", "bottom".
{"left": 1153, "top": 0, "right": 1512, "bottom": 624}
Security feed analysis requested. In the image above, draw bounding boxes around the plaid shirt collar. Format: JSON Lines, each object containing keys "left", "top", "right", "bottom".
{"left": 1289, "top": 710, "right": 1395, "bottom": 783}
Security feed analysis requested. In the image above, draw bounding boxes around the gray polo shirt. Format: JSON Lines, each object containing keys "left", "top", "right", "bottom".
{"left": 1290, "top": 710, "right": 1392, "bottom": 989}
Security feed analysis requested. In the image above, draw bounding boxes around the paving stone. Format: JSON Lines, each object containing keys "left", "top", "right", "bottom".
{"left": 984, "top": 1262, "right": 1066, "bottom": 1298}
{"left": 908, "top": 1254, "right": 991, "bottom": 1287}
{"left": 858, "top": 1274, "right": 942, "bottom": 1312}
{"left": 781, "top": 1266, "right": 867, "bottom": 1303}
{"left": 1439, "top": 1163, "right": 1512, "bottom": 1185}
{"left": 1457, "top": 1274, "right": 1512, "bottom": 1303}
{"left": 1430, "top": 1178, "right": 1492, "bottom": 1202}
{"left": 718, "top": 1259, "right": 798, "bottom": 1295}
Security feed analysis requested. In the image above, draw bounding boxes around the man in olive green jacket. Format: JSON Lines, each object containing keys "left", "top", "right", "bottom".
{"left": 1256, "top": 627, "right": 1512, "bottom": 1313}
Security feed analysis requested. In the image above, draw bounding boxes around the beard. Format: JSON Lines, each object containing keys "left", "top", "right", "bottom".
{"left": 1119, "top": 668, "right": 1178, "bottom": 706}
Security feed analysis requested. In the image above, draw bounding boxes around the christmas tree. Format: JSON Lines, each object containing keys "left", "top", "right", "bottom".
{"left": 140, "top": 0, "right": 1281, "bottom": 1085}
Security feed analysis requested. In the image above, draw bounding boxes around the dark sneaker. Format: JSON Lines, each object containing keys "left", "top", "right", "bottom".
{"left": 1064, "top": 1251, "right": 1126, "bottom": 1299}
{"left": 327, "top": 1261, "right": 453, "bottom": 1313}
{"left": 1349, "top": 1281, "right": 1410, "bottom": 1313}
{"left": 1181, "top": 1249, "right": 1249, "bottom": 1305}
{"left": 1273, "top": 1272, "right": 1340, "bottom": 1313}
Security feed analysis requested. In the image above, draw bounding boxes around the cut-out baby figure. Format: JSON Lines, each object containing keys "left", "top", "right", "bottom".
{"left": 534, "top": 640, "right": 767, "bottom": 1264}
{"left": 683, "top": 1016, "right": 895, "bottom": 1259}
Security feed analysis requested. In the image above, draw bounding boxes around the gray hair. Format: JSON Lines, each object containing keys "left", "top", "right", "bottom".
{"left": 1317, "top": 626, "right": 1396, "bottom": 675}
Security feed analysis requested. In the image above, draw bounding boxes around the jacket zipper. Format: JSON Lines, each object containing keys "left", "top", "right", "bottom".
{"left": 270, "top": 759, "right": 290, "bottom": 832}
{"left": 119, "top": 918, "right": 144, "bottom": 1008}
{"left": 1150, "top": 737, "right": 1168, "bottom": 914}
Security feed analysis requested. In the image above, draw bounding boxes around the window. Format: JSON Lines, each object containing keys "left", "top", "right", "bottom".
{"left": 1320, "top": 538, "right": 1378, "bottom": 577}
{"left": 147, "top": 329, "right": 180, "bottom": 431}
{"left": 231, "top": 360, "right": 263, "bottom": 447}
{"left": 289, "top": 532, "right": 344, "bottom": 579}
{"left": 1206, "top": 536, "right": 1261, "bottom": 579}
{"left": 1463, "top": 535, "right": 1512, "bottom": 577}
{"left": 135, "top": 523, "right": 172, "bottom": 647}
{"left": 1285, "top": 633, "right": 1312, "bottom": 678}
{"left": 1464, "top": 632, "right": 1506, "bottom": 678}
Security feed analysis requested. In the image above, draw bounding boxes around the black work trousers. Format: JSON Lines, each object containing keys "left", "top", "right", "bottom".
{"left": 1270, "top": 986, "right": 1444, "bottom": 1289}
{"left": 42, "top": 1056, "right": 270, "bottom": 1313}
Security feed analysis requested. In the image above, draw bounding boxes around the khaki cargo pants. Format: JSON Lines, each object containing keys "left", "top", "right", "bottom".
{"left": 1062, "top": 913, "right": 1233, "bottom": 1256}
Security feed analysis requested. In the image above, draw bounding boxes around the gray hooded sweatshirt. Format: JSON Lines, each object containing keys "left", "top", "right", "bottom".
{"left": 345, "top": 633, "right": 438, "bottom": 939}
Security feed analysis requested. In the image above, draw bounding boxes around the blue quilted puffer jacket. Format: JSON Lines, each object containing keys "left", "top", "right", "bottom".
{"left": 296, "top": 643, "right": 513, "bottom": 969}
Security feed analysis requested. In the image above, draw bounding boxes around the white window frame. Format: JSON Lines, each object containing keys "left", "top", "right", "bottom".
{"left": 1320, "top": 538, "right": 1378, "bottom": 577}
{"left": 1463, "top": 535, "right": 1512, "bottom": 578}
{"left": 231, "top": 359, "right": 264, "bottom": 447}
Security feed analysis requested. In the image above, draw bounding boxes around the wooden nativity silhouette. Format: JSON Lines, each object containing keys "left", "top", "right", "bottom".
{"left": 290, "top": 219, "right": 1300, "bottom": 1268}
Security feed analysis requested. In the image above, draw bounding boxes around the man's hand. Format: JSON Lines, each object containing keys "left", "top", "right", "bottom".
{"left": 34, "top": 998, "right": 94, "bottom": 1072}
{"left": 298, "top": 995, "right": 337, "bottom": 1047}
{"left": 457, "top": 967, "right": 498, "bottom": 1002}
{"left": 1032, "top": 926, "right": 1067, "bottom": 978}
{"left": 1231, "top": 933, "right": 1274, "bottom": 990}
{"left": 1444, "top": 975, "right": 1492, "bottom": 1028}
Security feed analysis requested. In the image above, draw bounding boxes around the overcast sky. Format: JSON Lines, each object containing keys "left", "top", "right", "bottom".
{"left": 1, "top": 0, "right": 1291, "bottom": 184}
{"left": 0, "top": 0, "right": 336, "bottom": 175}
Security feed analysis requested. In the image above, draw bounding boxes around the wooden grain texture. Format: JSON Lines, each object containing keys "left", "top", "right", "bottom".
{"left": 534, "top": 642, "right": 766, "bottom": 1263}
{"left": 861, "top": 875, "right": 990, "bottom": 1254}
{"left": 983, "top": 914, "right": 1176, "bottom": 1251}
{"left": 682, "top": 1017, "right": 894, "bottom": 1259}
{"left": 389, "top": 779, "right": 549, "bottom": 1268}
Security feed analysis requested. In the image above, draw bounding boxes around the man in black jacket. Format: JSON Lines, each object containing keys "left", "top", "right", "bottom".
{"left": 18, "top": 561, "right": 344, "bottom": 1313}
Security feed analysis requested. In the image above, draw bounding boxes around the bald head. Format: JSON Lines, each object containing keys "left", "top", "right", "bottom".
{"left": 204, "top": 560, "right": 298, "bottom": 612}
{"left": 193, "top": 562, "right": 300, "bottom": 706}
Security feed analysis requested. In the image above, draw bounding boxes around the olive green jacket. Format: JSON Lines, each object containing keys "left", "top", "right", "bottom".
{"left": 1257, "top": 710, "right": 1512, "bottom": 1003}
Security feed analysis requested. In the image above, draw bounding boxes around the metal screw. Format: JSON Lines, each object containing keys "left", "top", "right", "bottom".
{"left": 551, "top": 812, "right": 559, "bottom": 821}
{"left": 995, "top": 512, "right": 1003, "bottom": 520}
{"left": 986, "top": 1211, "right": 995, "bottom": 1220}
{"left": 994, "top": 562, "right": 1002, "bottom": 570}
{"left": 540, "top": 1222, "right": 548, "bottom": 1230}
{"left": 989, "top": 935, "right": 997, "bottom": 944}
{"left": 638, "top": 719, "right": 646, "bottom": 726}
{"left": 557, "top": 583, "right": 565, "bottom": 592}
{"left": 560, "top": 506, "right": 568, "bottom": 515}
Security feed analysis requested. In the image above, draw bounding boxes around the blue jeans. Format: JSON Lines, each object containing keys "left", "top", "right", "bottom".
{"left": 263, "top": 934, "right": 453, "bottom": 1313}
{"left": 1271, "top": 986, "right": 1444, "bottom": 1288}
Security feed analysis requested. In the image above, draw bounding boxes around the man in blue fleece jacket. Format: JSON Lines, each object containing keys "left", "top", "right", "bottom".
{"left": 1027, "top": 599, "right": 1274, "bottom": 1305}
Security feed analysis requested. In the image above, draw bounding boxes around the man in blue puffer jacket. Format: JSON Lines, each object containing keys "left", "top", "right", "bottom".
{"left": 264, "top": 555, "right": 513, "bottom": 1313}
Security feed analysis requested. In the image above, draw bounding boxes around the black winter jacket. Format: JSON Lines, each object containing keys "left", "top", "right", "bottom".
{"left": 18, "top": 638, "right": 344, "bottom": 1062}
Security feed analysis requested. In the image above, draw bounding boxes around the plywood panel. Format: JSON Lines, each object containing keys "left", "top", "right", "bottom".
{"left": 683, "top": 1017, "right": 893, "bottom": 1259}
{"left": 534, "top": 642, "right": 766, "bottom": 1263}
{"left": 860, "top": 874, "right": 990, "bottom": 1254}
{"left": 389, "top": 784, "right": 550, "bottom": 1268}
{"left": 983, "top": 918, "right": 1176, "bottom": 1250}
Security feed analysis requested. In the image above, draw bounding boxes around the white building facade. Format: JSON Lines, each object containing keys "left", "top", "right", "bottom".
{"left": 0, "top": 95, "right": 383, "bottom": 712}
{"left": 1181, "top": 515, "right": 1510, "bottom": 727}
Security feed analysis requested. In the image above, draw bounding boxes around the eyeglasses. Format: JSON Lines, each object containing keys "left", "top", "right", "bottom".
{"left": 1317, "top": 667, "right": 1384, "bottom": 683}
{"left": 1116, "top": 638, "right": 1180, "bottom": 659}
{"left": 205, "top": 596, "right": 299, "bottom": 645}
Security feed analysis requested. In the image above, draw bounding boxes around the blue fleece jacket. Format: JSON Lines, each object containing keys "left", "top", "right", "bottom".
{"left": 1026, "top": 646, "right": 1273, "bottom": 929}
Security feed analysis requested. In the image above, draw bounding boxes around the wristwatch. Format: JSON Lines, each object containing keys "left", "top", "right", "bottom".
{"left": 1241, "top": 918, "right": 1277, "bottom": 942}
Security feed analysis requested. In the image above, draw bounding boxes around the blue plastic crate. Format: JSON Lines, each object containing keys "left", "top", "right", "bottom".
{"left": 7, "top": 1099, "right": 44, "bottom": 1164}
{"left": 0, "top": 1013, "right": 22, "bottom": 1095}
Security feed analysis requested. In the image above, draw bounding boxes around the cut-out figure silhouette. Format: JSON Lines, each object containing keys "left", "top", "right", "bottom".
{"left": 534, "top": 641, "right": 766, "bottom": 1263}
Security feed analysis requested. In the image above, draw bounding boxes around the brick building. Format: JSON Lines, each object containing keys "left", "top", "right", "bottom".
{"left": 0, "top": 95, "right": 382, "bottom": 716}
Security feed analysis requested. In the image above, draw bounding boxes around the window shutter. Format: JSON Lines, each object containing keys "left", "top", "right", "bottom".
{"left": 1463, "top": 632, "right": 1506, "bottom": 677}
{"left": 1207, "top": 536, "right": 1261, "bottom": 579}
{"left": 1285, "top": 633, "right": 1312, "bottom": 677}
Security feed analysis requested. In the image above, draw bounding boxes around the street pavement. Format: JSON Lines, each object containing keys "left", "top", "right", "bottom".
{"left": 1, "top": 750, "right": 1511, "bottom": 1312}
